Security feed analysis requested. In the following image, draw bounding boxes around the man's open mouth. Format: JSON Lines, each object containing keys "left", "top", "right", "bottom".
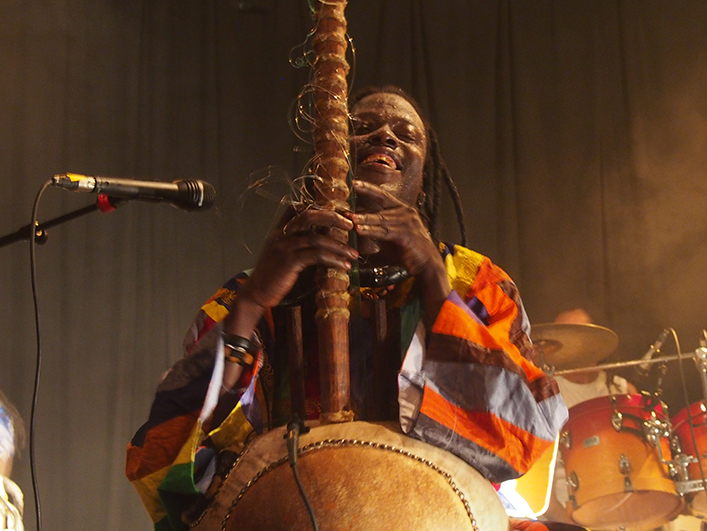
{"left": 361, "top": 153, "right": 399, "bottom": 169}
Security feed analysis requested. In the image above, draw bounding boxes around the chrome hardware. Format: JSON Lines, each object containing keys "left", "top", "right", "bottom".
{"left": 566, "top": 471, "right": 579, "bottom": 509}
{"left": 611, "top": 410, "right": 623, "bottom": 431}
{"left": 642, "top": 413, "right": 669, "bottom": 447}
{"left": 619, "top": 454, "right": 634, "bottom": 492}
{"left": 569, "top": 494, "right": 578, "bottom": 510}
{"left": 673, "top": 452, "right": 697, "bottom": 482}
{"left": 670, "top": 434, "right": 682, "bottom": 455}
{"left": 619, "top": 454, "right": 631, "bottom": 475}
{"left": 567, "top": 471, "right": 579, "bottom": 491}
{"left": 624, "top": 475, "right": 634, "bottom": 492}
{"left": 560, "top": 430, "right": 571, "bottom": 449}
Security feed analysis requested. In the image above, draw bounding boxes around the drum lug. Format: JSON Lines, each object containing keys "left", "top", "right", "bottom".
{"left": 618, "top": 454, "right": 631, "bottom": 474}
{"left": 619, "top": 454, "right": 634, "bottom": 492}
{"left": 567, "top": 470, "right": 579, "bottom": 490}
{"left": 611, "top": 410, "right": 623, "bottom": 431}
{"left": 566, "top": 471, "right": 579, "bottom": 509}
{"left": 623, "top": 475, "right": 634, "bottom": 492}
{"left": 560, "top": 430, "right": 571, "bottom": 449}
{"left": 568, "top": 494, "right": 578, "bottom": 510}
{"left": 670, "top": 433, "right": 682, "bottom": 454}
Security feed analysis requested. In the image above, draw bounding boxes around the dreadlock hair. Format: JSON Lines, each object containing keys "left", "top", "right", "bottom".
{"left": 348, "top": 85, "right": 468, "bottom": 247}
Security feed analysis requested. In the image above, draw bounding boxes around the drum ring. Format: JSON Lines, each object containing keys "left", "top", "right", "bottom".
{"left": 220, "top": 437, "right": 481, "bottom": 531}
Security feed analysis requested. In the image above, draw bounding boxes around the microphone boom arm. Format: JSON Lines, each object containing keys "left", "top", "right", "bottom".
{"left": 0, "top": 196, "right": 124, "bottom": 249}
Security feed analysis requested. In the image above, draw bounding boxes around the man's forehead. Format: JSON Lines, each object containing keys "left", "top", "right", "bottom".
{"left": 351, "top": 93, "right": 422, "bottom": 120}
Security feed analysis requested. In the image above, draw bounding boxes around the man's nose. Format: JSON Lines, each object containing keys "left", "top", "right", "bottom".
{"left": 368, "top": 125, "right": 398, "bottom": 147}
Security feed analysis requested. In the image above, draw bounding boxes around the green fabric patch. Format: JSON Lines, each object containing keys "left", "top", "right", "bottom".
{"left": 158, "top": 461, "right": 202, "bottom": 531}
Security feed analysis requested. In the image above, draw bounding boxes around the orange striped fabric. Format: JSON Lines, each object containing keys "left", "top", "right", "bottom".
{"left": 401, "top": 243, "right": 567, "bottom": 482}
{"left": 419, "top": 385, "right": 553, "bottom": 474}
{"left": 433, "top": 260, "right": 546, "bottom": 384}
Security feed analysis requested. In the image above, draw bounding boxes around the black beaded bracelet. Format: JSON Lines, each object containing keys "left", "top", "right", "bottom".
{"left": 222, "top": 332, "right": 258, "bottom": 367}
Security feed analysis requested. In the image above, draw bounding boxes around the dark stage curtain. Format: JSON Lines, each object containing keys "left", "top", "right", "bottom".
{"left": 1, "top": 1, "right": 706, "bottom": 529}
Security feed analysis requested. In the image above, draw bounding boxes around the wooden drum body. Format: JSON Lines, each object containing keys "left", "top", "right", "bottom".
{"left": 671, "top": 400, "right": 707, "bottom": 517}
{"left": 192, "top": 421, "right": 509, "bottom": 531}
{"left": 559, "top": 394, "right": 683, "bottom": 530}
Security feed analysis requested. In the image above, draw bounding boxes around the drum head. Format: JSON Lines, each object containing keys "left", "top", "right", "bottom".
{"left": 194, "top": 421, "right": 509, "bottom": 531}
{"left": 229, "top": 443, "right": 474, "bottom": 530}
{"left": 571, "top": 491, "right": 683, "bottom": 531}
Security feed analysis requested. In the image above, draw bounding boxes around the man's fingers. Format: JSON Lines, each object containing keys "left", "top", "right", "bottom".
{"left": 283, "top": 208, "right": 354, "bottom": 236}
{"left": 351, "top": 179, "right": 401, "bottom": 209}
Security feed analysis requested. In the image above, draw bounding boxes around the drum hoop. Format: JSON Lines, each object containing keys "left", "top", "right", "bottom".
{"left": 219, "top": 437, "right": 481, "bottom": 531}
{"left": 672, "top": 401, "right": 707, "bottom": 429}
{"left": 188, "top": 430, "right": 259, "bottom": 529}
{"left": 567, "top": 393, "right": 666, "bottom": 419}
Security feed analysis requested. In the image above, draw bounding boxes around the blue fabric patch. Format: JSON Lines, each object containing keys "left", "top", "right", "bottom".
{"left": 468, "top": 296, "right": 490, "bottom": 326}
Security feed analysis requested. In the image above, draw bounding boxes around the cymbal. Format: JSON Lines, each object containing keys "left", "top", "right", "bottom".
{"left": 531, "top": 323, "right": 619, "bottom": 371}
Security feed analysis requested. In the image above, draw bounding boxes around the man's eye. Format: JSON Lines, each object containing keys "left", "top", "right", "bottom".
{"left": 352, "top": 123, "right": 370, "bottom": 135}
{"left": 395, "top": 126, "right": 418, "bottom": 142}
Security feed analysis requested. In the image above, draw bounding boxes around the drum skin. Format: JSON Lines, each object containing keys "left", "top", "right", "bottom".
{"left": 191, "top": 421, "right": 509, "bottom": 531}
{"left": 671, "top": 401, "right": 707, "bottom": 517}
{"left": 560, "top": 394, "right": 683, "bottom": 531}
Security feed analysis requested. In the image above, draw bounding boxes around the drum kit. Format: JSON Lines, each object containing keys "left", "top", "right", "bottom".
{"left": 530, "top": 322, "right": 707, "bottom": 531}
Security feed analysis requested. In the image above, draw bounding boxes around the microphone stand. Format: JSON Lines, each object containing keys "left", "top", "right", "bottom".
{"left": 0, "top": 195, "right": 124, "bottom": 249}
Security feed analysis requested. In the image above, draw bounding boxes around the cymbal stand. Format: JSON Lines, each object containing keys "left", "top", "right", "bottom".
{"left": 695, "top": 346, "right": 707, "bottom": 409}
{"left": 550, "top": 352, "right": 698, "bottom": 377}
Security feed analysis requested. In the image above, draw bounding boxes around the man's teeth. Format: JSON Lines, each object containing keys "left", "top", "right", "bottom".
{"left": 362, "top": 153, "right": 396, "bottom": 168}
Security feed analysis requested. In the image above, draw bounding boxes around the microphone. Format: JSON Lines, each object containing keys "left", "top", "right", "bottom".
{"left": 636, "top": 329, "right": 670, "bottom": 377}
{"left": 52, "top": 173, "right": 216, "bottom": 211}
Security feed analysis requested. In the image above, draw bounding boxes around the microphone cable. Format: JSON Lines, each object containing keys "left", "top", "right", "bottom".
{"left": 285, "top": 418, "right": 318, "bottom": 531}
{"left": 27, "top": 180, "right": 53, "bottom": 531}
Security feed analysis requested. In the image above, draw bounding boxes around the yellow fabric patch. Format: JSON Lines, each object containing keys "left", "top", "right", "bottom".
{"left": 202, "top": 298, "right": 231, "bottom": 322}
{"left": 208, "top": 401, "right": 255, "bottom": 452}
{"left": 443, "top": 244, "right": 485, "bottom": 299}
{"left": 131, "top": 471, "right": 169, "bottom": 523}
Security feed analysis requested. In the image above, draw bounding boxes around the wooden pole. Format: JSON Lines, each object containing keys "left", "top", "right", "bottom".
{"left": 311, "top": 0, "right": 354, "bottom": 423}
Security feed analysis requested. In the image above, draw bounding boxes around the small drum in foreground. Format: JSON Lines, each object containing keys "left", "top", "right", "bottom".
{"left": 671, "top": 401, "right": 707, "bottom": 517}
{"left": 192, "top": 421, "right": 509, "bottom": 531}
{"left": 559, "top": 394, "right": 683, "bottom": 530}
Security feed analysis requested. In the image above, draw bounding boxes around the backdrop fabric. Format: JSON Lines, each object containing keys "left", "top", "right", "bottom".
{"left": 1, "top": 1, "right": 706, "bottom": 529}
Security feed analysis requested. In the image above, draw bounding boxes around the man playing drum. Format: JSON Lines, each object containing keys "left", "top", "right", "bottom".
{"left": 126, "top": 86, "right": 569, "bottom": 531}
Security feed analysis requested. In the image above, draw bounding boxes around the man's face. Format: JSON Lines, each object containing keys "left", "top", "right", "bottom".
{"left": 349, "top": 92, "right": 428, "bottom": 208}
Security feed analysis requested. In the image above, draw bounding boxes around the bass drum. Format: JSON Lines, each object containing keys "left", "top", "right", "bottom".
{"left": 191, "top": 420, "right": 509, "bottom": 531}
